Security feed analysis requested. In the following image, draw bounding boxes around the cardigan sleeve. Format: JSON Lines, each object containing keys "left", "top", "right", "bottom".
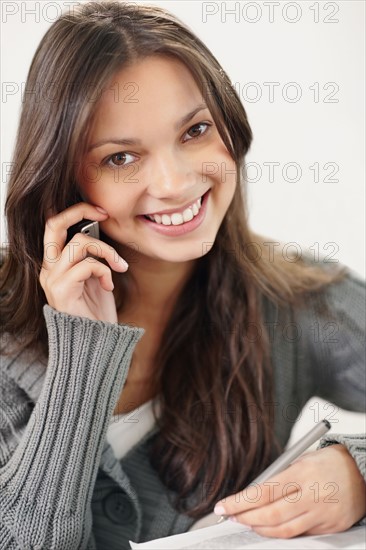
{"left": 0, "top": 305, "right": 144, "bottom": 550}
{"left": 295, "top": 268, "right": 366, "bottom": 525}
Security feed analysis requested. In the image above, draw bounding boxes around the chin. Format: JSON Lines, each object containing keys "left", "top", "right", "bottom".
{"left": 152, "top": 240, "right": 217, "bottom": 263}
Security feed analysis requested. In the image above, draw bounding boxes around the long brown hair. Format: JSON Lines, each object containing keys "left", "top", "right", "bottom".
{"left": 0, "top": 1, "right": 348, "bottom": 518}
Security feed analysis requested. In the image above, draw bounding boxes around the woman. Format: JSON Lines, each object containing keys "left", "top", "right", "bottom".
{"left": 0, "top": 2, "right": 365, "bottom": 549}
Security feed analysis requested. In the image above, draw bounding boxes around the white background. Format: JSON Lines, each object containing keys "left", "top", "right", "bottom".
{"left": 1, "top": 1, "right": 365, "bottom": 439}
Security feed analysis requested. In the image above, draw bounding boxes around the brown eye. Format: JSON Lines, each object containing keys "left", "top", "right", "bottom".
{"left": 110, "top": 153, "right": 127, "bottom": 166}
{"left": 184, "top": 122, "right": 210, "bottom": 142}
{"left": 104, "top": 151, "right": 136, "bottom": 168}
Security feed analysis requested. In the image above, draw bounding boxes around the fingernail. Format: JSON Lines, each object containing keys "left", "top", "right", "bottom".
{"left": 229, "top": 516, "right": 237, "bottom": 522}
{"left": 95, "top": 206, "right": 108, "bottom": 214}
{"left": 214, "top": 505, "right": 226, "bottom": 515}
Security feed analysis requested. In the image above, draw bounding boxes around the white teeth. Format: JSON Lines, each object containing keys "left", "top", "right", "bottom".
{"left": 182, "top": 208, "right": 194, "bottom": 223}
{"left": 171, "top": 213, "right": 183, "bottom": 225}
{"left": 146, "top": 197, "right": 202, "bottom": 225}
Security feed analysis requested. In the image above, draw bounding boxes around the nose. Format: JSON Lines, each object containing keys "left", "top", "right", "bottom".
{"left": 145, "top": 148, "right": 196, "bottom": 200}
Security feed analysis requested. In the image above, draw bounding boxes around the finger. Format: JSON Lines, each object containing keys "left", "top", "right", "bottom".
{"left": 52, "top": 258, "right": 115, "bottom": 297}
{"left": 43, "top": 203, "right": 108, "bottom": 268}
{"left": 215, "top": 470, "right": 302, "bottom": 516}
{"left": 252, "top": 512, "right": 314, "bottom": 539}
{"left": 45, "top": 234, "right": 128, "bottom": 277}
{"left": 231, "top": 488, "right": 308, "bottom": 527}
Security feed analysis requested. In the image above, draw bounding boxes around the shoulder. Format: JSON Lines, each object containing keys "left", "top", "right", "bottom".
{"left": 288, "top": 256, "right": 365, "bottom": 356}
{"left": 324, "top": 267, "right": 365, "bottom": 314}
{"left": 262, "top": 256, "right": 365, "bottom": 371}
{"left": 294, "top": 263, "right": 365, "bottom": 400}
{"left": 301, "top": 264, "right": 365, "bottom": 332}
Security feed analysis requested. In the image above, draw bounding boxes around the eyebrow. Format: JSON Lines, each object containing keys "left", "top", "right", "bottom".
{"left": 87, "top": 102, "right": 209, "bottom": 152}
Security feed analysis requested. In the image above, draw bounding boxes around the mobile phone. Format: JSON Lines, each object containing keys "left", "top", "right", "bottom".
{"left": 66, "top": 219, "right": 100, "bottom": 244}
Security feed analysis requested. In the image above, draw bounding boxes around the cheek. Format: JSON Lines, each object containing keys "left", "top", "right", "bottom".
{"left": 200, "top": 140, "right": 236, "bottom": 186}
{"left": 78, "top": 172, "right": 134, "bottom": 214}
{"left": 78, "top": 163, "right": 119, "bottom": 201}
{"left": 215, "top": 157, "right": 237, "bottom": 199}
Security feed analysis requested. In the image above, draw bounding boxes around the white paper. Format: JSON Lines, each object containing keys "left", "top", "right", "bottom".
{"left": 129, "top": 522, "right": 366, "bottom": 549}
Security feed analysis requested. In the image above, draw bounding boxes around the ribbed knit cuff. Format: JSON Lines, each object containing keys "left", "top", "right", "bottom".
{"left": 0, "top": 305, "right": 145, "bottom": 547}
{"left": 317, "top": 433, "right": 366, "bottom": 526}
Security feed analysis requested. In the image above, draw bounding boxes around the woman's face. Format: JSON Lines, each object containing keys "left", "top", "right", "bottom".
{"left": 78, "top": 55, "right": 237, "bottom": 263}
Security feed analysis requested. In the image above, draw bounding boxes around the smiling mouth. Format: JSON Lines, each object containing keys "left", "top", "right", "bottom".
{"left": 143, "top": 195, "right": 205, "bottom": 226}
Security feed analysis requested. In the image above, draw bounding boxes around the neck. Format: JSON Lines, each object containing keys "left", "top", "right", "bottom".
{"left": 111, "top": 246, "right": 197, "bottom": 393}
{"left": 113, "top": 245, "right": 197, "bottom": 322}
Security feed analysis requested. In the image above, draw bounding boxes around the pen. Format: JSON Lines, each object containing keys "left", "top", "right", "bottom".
{"left": 216, "top": 418, "right": 331, "bottom": 523}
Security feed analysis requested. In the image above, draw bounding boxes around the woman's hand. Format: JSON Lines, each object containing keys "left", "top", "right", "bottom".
{"left": 40, "top": 203, "right": 128, "bottom": 322}
{"left": 214, "top": 444, "right": 366, "bottom": 538}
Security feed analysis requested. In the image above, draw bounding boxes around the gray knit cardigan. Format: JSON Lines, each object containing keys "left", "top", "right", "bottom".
{"left": 0, "top": 268, "right": 365, "bottom": 549}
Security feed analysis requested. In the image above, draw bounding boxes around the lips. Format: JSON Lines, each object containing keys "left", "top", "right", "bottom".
{"left": 143, "top": 196, "right": 203, "bottom": 225}
{"left": 138, "top": 189, "right": 210, "bottom": 236}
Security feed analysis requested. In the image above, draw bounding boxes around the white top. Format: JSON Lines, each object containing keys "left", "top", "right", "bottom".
{"left": 106, "top": 397, "right": 160, "bottom": 460}
{"left": 106, "top": 397, "right": 217, "bottom": 531}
